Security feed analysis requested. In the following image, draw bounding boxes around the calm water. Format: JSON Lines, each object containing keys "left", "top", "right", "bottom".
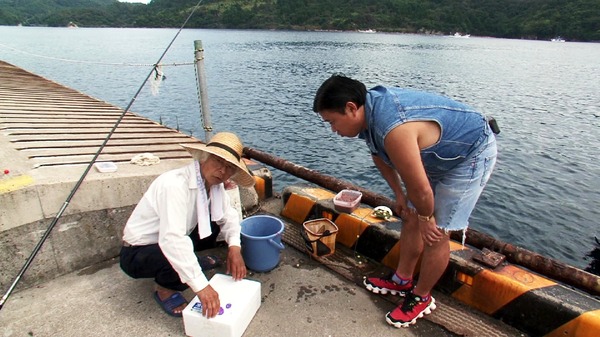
{"left": 1, "top": 26, "right": 599, "bottom": 270}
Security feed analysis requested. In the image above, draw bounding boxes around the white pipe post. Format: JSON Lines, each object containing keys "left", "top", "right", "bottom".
{"left": 194, "top": 40, "right": 213, "bottom": 142}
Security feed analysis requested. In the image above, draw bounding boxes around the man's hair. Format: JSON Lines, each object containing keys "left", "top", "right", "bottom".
{"left": 312, "top": 74, "right": 367, "bottom": 114}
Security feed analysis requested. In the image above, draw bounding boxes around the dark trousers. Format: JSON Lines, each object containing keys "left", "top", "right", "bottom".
{"left": 119, "top": 222, "right": 220, "bottom": 291}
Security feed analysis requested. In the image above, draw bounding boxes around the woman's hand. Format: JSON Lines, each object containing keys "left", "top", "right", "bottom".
{"left": 196, "top": 285, "right": 220, "bottom": 318}
{"left": 226, "top": 246, "right": 246, "bottom": 281}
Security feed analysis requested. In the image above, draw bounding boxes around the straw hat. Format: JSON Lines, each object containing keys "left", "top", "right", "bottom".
{"left": 180, "top": 132, "right": 255, "bottom": 188}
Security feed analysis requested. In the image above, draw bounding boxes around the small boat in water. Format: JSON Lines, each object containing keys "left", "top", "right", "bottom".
{"left": 357, "top": 29, "right": 376, "bottom": 33}
{"left": 551, "top": 36, "right": 566, "bottom": 42}
{"left": 451, "top": 32, "right": 470, "bottom": 38}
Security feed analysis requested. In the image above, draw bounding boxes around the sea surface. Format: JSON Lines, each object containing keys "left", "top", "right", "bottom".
{"left": 1, "top": 26, "right": 599, "bottom": 270}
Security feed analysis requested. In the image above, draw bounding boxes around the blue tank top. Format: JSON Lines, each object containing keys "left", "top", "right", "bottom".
{"left": 358, "top": 86, "right": 491, "bottom": 176}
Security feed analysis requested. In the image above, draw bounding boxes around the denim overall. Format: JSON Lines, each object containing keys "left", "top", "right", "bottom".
{"left": 359, "top": 86, "right": 497, "bottom": 233}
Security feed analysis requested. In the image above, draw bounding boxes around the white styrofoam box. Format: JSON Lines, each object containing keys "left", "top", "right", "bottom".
{"left": 182, "top": 274, "right": 261, "bottom": 337}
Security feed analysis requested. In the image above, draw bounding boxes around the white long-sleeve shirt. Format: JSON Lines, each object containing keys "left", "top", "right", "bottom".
{"left": 123, "top": 162, "right": 241, "bottom": 292}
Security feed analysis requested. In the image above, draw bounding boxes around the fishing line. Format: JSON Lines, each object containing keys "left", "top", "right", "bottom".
{"left": 0, "top": 0, "right": 206, "bottom": 311}
{"left": 0, "top": 42, "right": 193, "bottom": 67}
{"left": 353, "top": 210, "right": 374, "bottom": 262}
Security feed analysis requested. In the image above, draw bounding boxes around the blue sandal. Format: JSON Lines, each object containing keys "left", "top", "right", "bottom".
{"left": 153, "top": 291, "right": 187, "bottom": 317}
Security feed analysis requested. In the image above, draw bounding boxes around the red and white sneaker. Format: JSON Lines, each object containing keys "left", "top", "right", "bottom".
{"left": 363, "top": 273, "right": 413, "bottom": 296}
{"left": 386, "top": 292, "right": 436, "bottom": 328}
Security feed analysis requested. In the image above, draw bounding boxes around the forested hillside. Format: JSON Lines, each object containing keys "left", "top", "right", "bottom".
{"left": 0, "top": 0, "right": 598, "bottom": 42}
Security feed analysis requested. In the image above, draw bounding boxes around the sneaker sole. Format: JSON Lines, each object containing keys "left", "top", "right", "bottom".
{"left": 363, "top": 279, "right": 410, "bottom": 296}
{"left": 385, "top": 298, "right": 437, "bottom": 328}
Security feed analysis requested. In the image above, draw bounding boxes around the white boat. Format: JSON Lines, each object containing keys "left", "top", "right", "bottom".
{"left": 357, "top": 29, "right": 376, "bottom": 33}
{"left": 451, "top": 32, "right": 470, "bottom": 38}
{"left": 551, "top": 36, "right": 565, "bottom": 42}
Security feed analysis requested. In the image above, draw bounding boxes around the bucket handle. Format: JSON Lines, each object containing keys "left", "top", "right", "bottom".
{"left": 269, "top": 238, "right": 285, "bottom": 250}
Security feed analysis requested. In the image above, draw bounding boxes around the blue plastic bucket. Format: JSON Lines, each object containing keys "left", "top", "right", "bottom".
{"left": 240, "top": 215, "right": 285, "bottom": 272}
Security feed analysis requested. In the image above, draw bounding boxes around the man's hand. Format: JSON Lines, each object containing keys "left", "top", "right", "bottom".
{"left": 419, "top": 216, "right": 443, "bottom": 246}
{"left": 196, "top": 285, "right": 220, "bottom": 318}
{"left": 226, "top": 246, "right": 246, "bottom": 280}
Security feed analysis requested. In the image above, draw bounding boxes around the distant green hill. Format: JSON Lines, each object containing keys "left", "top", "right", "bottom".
{"left": 0, "top": 0, "right": 119, "bottom": 26}
{"left": 1, "top": 0, "right": 598, "bottom": 42}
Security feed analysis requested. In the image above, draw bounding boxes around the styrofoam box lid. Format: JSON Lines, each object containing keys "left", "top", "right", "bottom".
{"left": 94, "top": 161, "right": 117, "bottom": 173}
{"left": 183, "top": 274, "right": 261, "bottom": 337}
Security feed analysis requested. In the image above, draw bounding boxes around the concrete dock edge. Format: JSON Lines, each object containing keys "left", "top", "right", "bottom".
{"left": 280, "top": 184, "right": 600, "bottom": 337}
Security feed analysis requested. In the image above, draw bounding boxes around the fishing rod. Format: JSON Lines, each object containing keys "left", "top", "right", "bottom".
{"left": 0, "top": 0, "right": 206, "bottom": 312}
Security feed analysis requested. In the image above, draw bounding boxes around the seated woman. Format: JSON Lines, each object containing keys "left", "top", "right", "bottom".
{"left": 119, "top": 132, "right": 255, "bottom": 318}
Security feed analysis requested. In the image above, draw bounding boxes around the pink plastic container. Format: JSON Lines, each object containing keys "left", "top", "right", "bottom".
{"left": 333, "top": 189, "right": 362, "bottom": 213}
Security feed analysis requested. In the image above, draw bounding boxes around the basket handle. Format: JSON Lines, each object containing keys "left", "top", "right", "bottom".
{"left": 300, "top": 228, "right": 332, "bottom": 256}
{"left": 301, "top": 230, "right": 332, "bottom": 243}
{"left": 300, "top": 228, "right": 318, "bottom": 253}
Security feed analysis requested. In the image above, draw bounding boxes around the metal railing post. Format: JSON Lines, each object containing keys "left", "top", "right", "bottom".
{"left": 194, "top": 40, "right": 213, "bottom": 142}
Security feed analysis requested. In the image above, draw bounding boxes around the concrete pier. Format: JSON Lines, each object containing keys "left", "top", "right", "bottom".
{"left": 0, "top": 60, "right": 256, "bottom": 292}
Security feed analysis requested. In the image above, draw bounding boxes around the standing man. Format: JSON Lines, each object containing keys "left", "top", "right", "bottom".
{"left": 120, "top": 132, "right": 255, "bottom": 318}
{"left": 313, "top": 74, "right": 497, "bottom": 327}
